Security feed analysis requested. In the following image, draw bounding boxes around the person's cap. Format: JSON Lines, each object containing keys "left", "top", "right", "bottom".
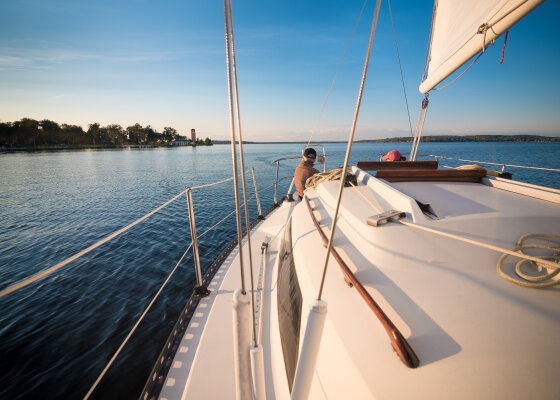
{"left": 382, "top": 150, "right": 403, "bottom": 161}
{"left": 303, "top": 148, "right": 317, "bottom": 161}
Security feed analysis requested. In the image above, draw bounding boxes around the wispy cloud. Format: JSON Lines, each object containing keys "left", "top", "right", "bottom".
{"left": 51, "top": 94, "right": 73, "bottom": 100}
{"left": 0, "top": 43, "right": 185, "bottom": 70}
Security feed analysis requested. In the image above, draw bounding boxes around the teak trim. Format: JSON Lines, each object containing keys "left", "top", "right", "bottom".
{"left": 304, "top": 196, "right": 419, "bottom": 368}
{"left": 375, "top": 168, "right": 486, "bottom": 182}
{"left": 357, "top": 160, "right": 439, "bottom": 171}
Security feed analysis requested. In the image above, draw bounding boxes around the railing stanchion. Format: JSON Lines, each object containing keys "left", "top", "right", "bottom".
{"left": 274, "top": 160, "right": 279, "bottom": 206}
{"left": 252, "top": 167, "right": 263, "bottom": 219}
{"left": 186, "top": 188, "right": 210, "bottom": 297}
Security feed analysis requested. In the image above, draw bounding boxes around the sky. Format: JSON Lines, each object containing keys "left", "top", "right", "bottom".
{"left": 0, "top": 0, "right": 559, "bottom": 142}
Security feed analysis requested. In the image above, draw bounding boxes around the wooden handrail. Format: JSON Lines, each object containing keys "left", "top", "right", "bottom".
{"left": 375, "top": 168, "right": 486, "bottom": 182}
{"left": 357, "top": 160, "right": 438, "bottom": 171}
{"left": 304, "top": 196, "right": 419, "bottom": 368}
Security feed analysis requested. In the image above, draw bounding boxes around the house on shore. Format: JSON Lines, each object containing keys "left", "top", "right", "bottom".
{"left": 169, "top": 138, "right": 190, "bottom": 146}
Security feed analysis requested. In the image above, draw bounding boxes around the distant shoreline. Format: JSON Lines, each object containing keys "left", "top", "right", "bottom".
{"left": 0, "top": 144, "right": 212, "bottom": 153}
{"left": 214, "top": 134, "right": 559, "bottom": 144}
{"left": 3, "top": 135, "right": 558, "bottom": 152}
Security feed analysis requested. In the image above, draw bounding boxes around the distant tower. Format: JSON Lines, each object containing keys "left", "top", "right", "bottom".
{"left": 191, "top": 129, "right": 196, "bottom": 143}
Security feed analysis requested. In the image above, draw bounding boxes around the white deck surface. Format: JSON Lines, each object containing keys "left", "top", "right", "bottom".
{"left": 159, "top": 171, "right": 560, "bottom": 400}
{"left": 159, "top": 202, "right": 295, "bottom": 400}
{"left": 295, "top": 173, "right": 560, "bottom": 399}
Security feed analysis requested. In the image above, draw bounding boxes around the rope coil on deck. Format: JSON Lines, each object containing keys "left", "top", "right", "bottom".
{"left": 496, "top": 234, "right": 560, "bottom": 288}
{"left": 305, "top": 167, "right": 353, "bottom": 191}
{"left": 346, "top": 179, "right": 560, "bottom": 289}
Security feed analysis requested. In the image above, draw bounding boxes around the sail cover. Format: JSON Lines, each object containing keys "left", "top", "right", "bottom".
{"left": 419, "top": 0, "right": 545, "bottom": 93}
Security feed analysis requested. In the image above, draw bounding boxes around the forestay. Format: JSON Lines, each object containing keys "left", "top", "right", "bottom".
{"left": 419, "top": 0, "right": 545, "bottom": 93}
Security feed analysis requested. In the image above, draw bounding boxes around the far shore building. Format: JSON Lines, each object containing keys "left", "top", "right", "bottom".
{"left": 191, "top": 129, "right": 196, "bottom": 143}
{"left": 169, "top": 138, "right": 189, "bottom": 146}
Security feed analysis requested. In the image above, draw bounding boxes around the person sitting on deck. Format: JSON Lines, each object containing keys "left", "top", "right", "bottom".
{"left": 294, "top": 148, "right": 320, "bottom": 198}
{"left": 381, "top": 150, "right": 406, "bottom": 161}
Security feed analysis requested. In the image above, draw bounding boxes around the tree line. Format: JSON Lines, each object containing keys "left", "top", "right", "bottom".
{"left": 0, "top": 118, "right": 212, "bottom": 148}
{"left": 358, "top": 134, "right": 560, "bottom": 143}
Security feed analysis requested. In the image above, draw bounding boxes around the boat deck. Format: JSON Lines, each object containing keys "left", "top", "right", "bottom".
{"left": 159, "top": 168, "right": 560, "bottom": 399}
{"left": 293, "top": 170, "right": 560, "bottom": 399}
{"left": 158, "top": 202, "right": 295, "bottom": 400}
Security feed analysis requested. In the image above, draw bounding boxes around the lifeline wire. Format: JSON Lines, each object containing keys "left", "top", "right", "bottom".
{"left": 318, "top": 0, "right": 382, "bottom": 300}
{"left": 0, "top": 177, "right": 237, "bottom": 299}
{"left": 426, "top": 154, "right": 560, "bottom": 172}
{"left": 0, "top": 189, "right": 185, "bottom": 298}
{"left": 83, "top": 244, "right": 193, "bottom": 400}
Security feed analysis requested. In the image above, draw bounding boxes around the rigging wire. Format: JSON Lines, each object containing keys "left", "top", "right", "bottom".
{"left": 227, "top": 0, "right": 259, "bottom": 346}
{"left": 223, "top": 0, "right": 247, "bottom": 295}
{"left": 306, "top": 0, "right": 369, "bottom": 147}
{"left": 387, "top": 0, "right": 414, "bottom": 137}
{"left": 317, "top": 0, "right": 382, "bottom": 300}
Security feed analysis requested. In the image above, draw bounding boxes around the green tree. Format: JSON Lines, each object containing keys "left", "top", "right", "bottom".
{"left": 104, "top": 124, "right": 126, "bottom": 145}
{"left": 127, "top": 123, "right": 145, "bottom": 144}
{"left": 13, "top": 118, "right": 39, "bottom": 146}
{"left": 163, "top": 127, "right": 177, "bottom": 143}
{"left": 39, "top": 119, "right": 61, "bottom": 146}
{"left": 88, "top": 123, "right": 102, "bottom": 145}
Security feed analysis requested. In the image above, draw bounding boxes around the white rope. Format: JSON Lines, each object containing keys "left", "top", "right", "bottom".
{"left": 347, "top": 181, "right": 559, "bottom": 288}
{"left": 410, "top": 97, "right": 429, "bottom": 161}
{"left": 83, "top": 243, "right": 193, "bottom": 400}
{"left": 496, "top": 234, "right": 560, "bottom": 288}
{"left": 399, "top": 220, "right": 560, "bottom": 271}
{"left": 305, "top": 167, "right": 348, "bottom": 191}
{"left": 427, "top": 154, "right": 560, "bottom": 172}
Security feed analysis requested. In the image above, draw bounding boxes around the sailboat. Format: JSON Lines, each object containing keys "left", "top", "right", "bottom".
{"left": 1, "top": 1, "right": 556, "bottom": 399}
{"left": 134, "top": 0, "right": 560, "bottom": 399}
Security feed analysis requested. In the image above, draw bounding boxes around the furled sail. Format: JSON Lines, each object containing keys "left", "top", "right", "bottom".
{"left": 419, "top": 0, "right": 545, "bottom": 93}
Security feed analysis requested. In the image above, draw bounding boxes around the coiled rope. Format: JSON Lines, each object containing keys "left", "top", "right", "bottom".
{"left": 496, "top": 234, "right": 560, "bottom": 288}
{"left": 305, "top": 167, "right": 348, "bottom": 191}
{"left": 342, "top": 179, "right": 560, "bottom": 288}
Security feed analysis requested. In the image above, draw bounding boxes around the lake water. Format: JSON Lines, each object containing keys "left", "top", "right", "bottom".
{"left": 1, "top": 141, "right": 559, "bottom": 399}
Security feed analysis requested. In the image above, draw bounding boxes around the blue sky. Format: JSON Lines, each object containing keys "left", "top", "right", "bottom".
{"left": 0, "top": 0, "right": 558, "bottom": 141}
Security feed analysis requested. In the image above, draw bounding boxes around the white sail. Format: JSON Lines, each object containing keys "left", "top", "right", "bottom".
{"left": 419, "top": 0, "right": 545, "bottom": 93}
